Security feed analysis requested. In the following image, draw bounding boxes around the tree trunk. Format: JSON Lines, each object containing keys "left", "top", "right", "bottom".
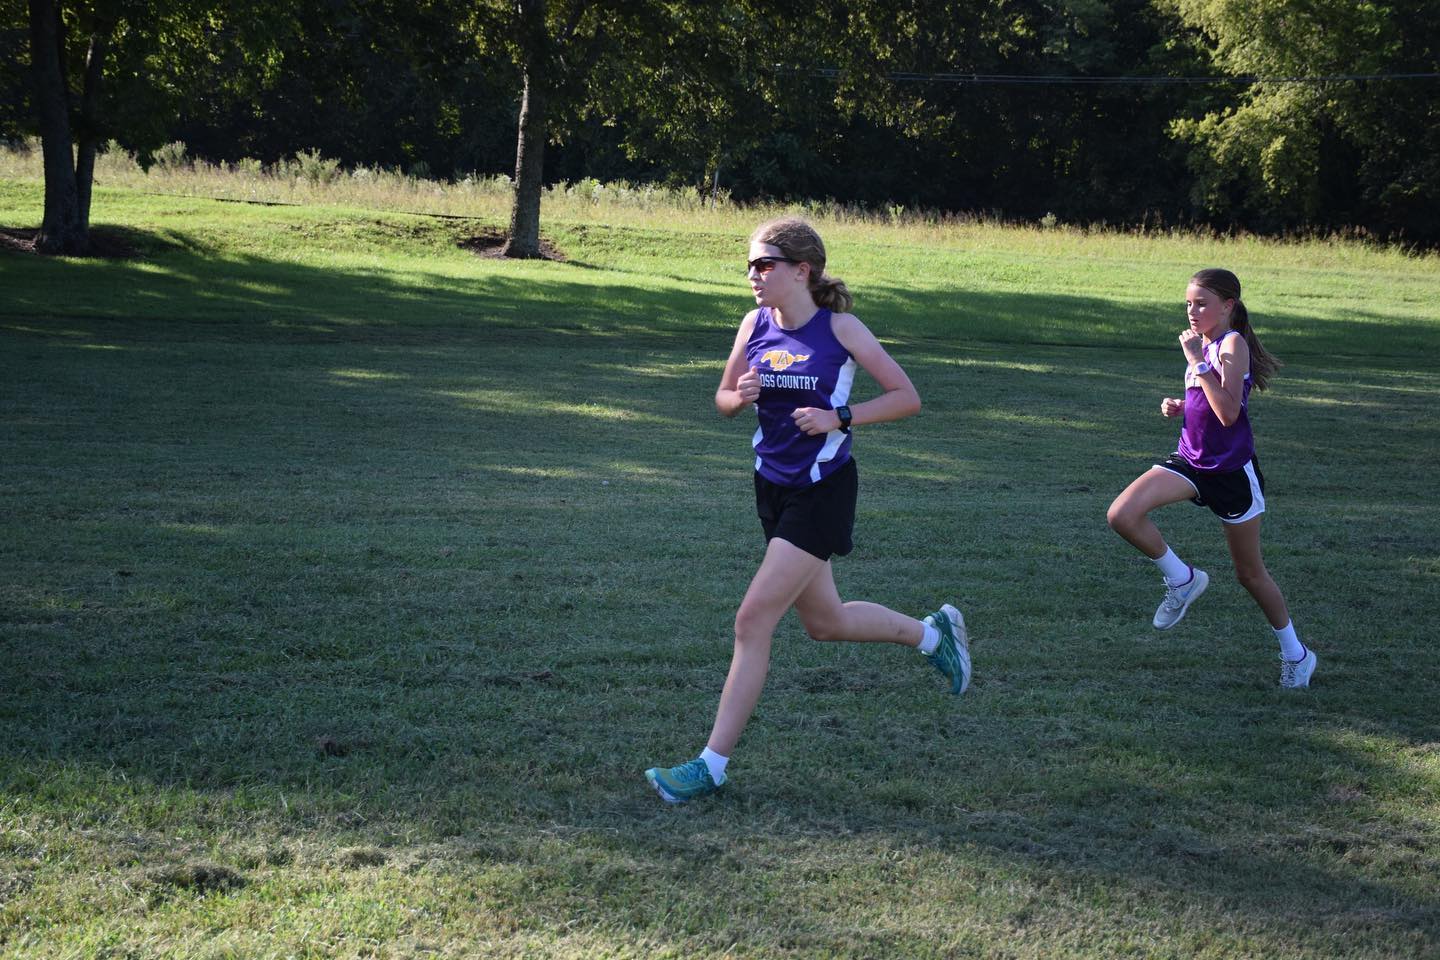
{"left": 75, "top": 29, "right": 109, "bottom": 234}
{"left": 502, "top": 62, "right": 547, "bottom": 259}
{"left": 28, "top": 0, "right": 87, "bottom": 255}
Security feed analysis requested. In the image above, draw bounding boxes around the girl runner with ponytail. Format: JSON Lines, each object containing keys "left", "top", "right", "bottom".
{"left": 645, "top": 217, "right": 972, "bottom": 804}
{"left": 1107, "top": 268, "right": 1316, "bottom": 688}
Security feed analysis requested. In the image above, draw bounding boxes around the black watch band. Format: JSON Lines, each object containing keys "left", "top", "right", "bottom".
{"left": 835, "top": 405, "right": 852, "bottom": 433}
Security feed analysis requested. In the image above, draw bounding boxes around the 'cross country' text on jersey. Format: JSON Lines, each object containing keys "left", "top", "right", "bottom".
{"left": 746, "top": 306, "right": 855, "bottom": 487}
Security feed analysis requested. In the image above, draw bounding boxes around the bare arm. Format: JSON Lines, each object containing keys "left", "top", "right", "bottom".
{"left": 715, "top": 310, "right": 761, "bottom": 418}
{"left": 1180, "top": 330, "right": 1248, "bottom": 427}
{"left": 790, "top": 312, "right": 921, "bottom": 435}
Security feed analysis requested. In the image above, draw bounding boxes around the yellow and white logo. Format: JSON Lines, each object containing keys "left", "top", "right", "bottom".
{"left": 760, "top": 349, "right": 809, "bottom": 372}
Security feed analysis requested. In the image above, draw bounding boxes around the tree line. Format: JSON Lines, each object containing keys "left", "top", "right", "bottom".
{"left": 4, "top": 0, "right": 1438, "bottom": 255}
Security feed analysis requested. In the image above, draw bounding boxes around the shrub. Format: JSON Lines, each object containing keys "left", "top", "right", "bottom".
{"left": 290, "top": 148, "right": 342, "bottom": 185}
{"left": 150, "top": 141, "right": 190, "bottom": 172}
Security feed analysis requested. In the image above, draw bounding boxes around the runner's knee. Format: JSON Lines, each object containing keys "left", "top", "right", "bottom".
{"left": 734, "top": 602, "right": 778, "bottom": 644}
{"left": 1107, "top": 498, "right": 1138, "bottom": 533}
{"left": 1232, "top": 562, "right": 1268, "bottom": 591}
{"left": 801, "top": 613, "right": 844, "bottom": 643}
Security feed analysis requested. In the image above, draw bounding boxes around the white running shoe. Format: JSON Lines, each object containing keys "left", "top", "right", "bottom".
{"left": 1152, "top": 567, "right": 1209, "bottom": 630}
{"left": 1279, "top": 646, "right": 1317, "bottom": 689}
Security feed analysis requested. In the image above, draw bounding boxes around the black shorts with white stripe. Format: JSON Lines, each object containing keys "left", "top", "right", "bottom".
{"left": 1156, "top": 453, "right": 1266, "bottom": 524}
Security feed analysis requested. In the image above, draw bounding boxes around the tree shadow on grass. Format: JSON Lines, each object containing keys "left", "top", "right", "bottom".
{"left": 2, "top": 230, "right": 1438, "bottom": 955}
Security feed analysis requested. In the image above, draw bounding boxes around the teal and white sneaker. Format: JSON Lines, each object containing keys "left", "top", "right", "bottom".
{"left": 1153, "top": 567, "right": 1209, "bottom": 630}
{"left": 1279, "top": 646, "right": 1317, "bottom": 689}
{"left": 645, "top": 758, "right": 724, "bottom": 804}
{"left": 924, "top": 603, "right": 971, "bottom": 695}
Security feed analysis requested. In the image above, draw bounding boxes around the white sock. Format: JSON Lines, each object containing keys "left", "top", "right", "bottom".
{"left": 1154, "top": 547, "right": 1191, "bottom": 585}
{"left": 1274, "top": 621, "right": 1304, "bottom": 661}
{"left": 700, "top": 747, "right": 728, "bottom": 783}
{"left": 917, "top": 621, "right": 940, "bottom": 655}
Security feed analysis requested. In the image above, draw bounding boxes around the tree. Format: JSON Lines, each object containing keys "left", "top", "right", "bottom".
{"left": 19, "top": 0, "right": 282, "bottom": 254}
{"left": 0, "top": 11, "right": 28, "bottom": 141}
{"left": 502, "top": 0, "right": 552, "bottom": 258}
{"left": 475, "top": 0, "right": 682, "bottom": 258}
{"left": 722, "top": 0, "right": 1199, "bottom": 222}
{"left": 580, "top": 1, "right": 767, "bottom": 200}
{"left": 170, "top": 0, "right": 517, "bottom": 181}
{"left": 1160, "top": 0, "right": 1440, "bottom": 240}
{"left": 26, "top": 0, "right": 105, "bottom": 253}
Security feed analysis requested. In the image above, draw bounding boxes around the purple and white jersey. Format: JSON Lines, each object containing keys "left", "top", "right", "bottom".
{"left": 1177, "top": 329, "right": 1255, "bottom": 472}
{"left": 746, "top": 306, "right": 856, "bottom": 487}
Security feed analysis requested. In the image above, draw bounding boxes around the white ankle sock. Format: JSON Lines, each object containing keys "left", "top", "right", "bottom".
{"left": 1154, "top": 548, "right": 1191, "bottom": 585}
{"left": 700, "top": 747, "right": 728, "bottom": 783}
{"left": 1274, "top": 621, "right": 1304, "bottom": 661}
{"left": 917, "top": 621, "right": 940, "bottom": 655}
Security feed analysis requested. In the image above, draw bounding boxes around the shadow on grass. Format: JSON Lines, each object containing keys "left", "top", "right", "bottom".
{"left": 2, "top": 225, "right": 1438, "bottom": 954}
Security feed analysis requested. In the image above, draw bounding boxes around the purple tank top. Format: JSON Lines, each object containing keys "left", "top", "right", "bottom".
{"left": 746, "top": 307, "right": 856, "bottom": 487}
{"left": 1177, "top": 330, "right": 1255, "bottom": 472}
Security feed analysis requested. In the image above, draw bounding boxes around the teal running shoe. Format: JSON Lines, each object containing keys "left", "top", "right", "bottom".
{"left": 645, "top": 758, "right": 724, "bottom": 804}
{"left": 924, "top": 603, "right": 971, "bottom": 695}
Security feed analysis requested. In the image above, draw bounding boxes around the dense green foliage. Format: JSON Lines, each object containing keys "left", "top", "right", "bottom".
{"left": 2, "top": 180, "right": 1438, "bottom": 957}
{"left": 1164, "top": 0, "right": 1440, "bottom": 241}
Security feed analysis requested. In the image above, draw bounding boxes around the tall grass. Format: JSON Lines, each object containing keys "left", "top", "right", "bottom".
{"left": 3, "top": 138, "right": 1432, "bottom": 270}
{"left": 0, "top": 138, "right": 735, "bottom": 229}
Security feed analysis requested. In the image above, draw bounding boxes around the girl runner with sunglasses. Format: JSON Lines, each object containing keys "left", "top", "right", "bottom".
{"left": 645, "top": 217, "right": 971, "bottom": 804}
{"left": 1106, "top": 268, "right": 1316, "bottom": 688}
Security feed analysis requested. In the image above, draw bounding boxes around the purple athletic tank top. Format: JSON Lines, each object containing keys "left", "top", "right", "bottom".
{"left": 1177, "top": 330, "right": 1255, "bottom": 472}
{"left": 746, "top": 306, "right": 856, "bottom": 487}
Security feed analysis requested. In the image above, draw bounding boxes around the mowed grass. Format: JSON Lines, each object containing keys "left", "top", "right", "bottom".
{"left": 1, "top": 180, "right": 1438, "bottom": 959}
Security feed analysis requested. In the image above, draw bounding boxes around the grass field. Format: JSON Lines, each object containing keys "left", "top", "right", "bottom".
{"left": 2, "top": 177, "right": 1438, "bottom": 959}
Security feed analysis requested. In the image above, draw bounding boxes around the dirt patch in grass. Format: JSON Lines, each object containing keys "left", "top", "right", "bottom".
{"left": 0, "top": 225, "right": 156, "bottom": 259}
{"left": 316, "top": 734, "right": 356, "bottom": 757}
{"left": 0, "top": 227, "right": 36, "bottom": 254}
{"left": 458, "top": 228, "right": 565, "bottom": 261}
{"left": 146, "top": 862, "right": 246, "bottom": 895}
{"left": 338, "top": 847, "right": 388, "bottom": 869}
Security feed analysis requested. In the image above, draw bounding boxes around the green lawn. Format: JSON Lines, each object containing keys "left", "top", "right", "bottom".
{"left": 2, "top": 180, "right": 1438, "bottom": 959}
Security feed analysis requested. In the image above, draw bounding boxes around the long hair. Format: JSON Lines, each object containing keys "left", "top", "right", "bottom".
{"left": 1191, "top": 268, "right": 1280, "bottom": 391}
{"left": 750, "top": 217, "right": 853, "bottom": 313}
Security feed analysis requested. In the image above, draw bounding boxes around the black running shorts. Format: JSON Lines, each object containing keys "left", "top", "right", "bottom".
{"left": 754, "top": 458, "right": 858, "bottom": 561}
{"left": 1156, "top": 453, "right": 1266, "bottom": 524}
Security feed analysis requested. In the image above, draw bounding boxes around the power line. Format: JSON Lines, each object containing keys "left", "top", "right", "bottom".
{"left": 799, "top": 67, "right": 1440, "bottom": 86}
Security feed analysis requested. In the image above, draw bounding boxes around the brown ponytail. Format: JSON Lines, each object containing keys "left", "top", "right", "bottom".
{"left": 1190, "top": 268, "right": 1281, "bottom": 391}
{"left": 809, "top": 274, "right": 853, "bottom": 313}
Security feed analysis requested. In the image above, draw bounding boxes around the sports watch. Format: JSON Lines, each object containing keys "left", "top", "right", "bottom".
{"left": 835, "top": 405, "right": 852, "bottom": 433}
{"left": 1192, "top": 360, "right": 1212, "bottom": 376}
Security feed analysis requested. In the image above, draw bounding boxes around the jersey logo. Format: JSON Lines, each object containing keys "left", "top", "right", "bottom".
{"left": 759, "top": 349, "right": 810, "bottom": 372}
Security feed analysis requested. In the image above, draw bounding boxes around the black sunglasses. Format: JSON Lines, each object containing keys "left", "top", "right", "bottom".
{"left": 747, "top": 256, "right": 798, "bottom": 274}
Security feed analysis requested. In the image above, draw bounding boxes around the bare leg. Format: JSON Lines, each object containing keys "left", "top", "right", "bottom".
{"left": 706, "top": 537, "right": 828, "bottom": 756}
{"left": 1107, "top": 467, "right": 1198, "bottom": 558}
{"left": 1222, "top": 516, "right": 1291, "bottom": 629}
{"left": 791, "top": 561, "right": 925, "bottom": 647}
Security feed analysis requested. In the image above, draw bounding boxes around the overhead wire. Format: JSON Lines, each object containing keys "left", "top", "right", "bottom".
{"left": 796, "top": 67, "right": 1440, "bottom": 86}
